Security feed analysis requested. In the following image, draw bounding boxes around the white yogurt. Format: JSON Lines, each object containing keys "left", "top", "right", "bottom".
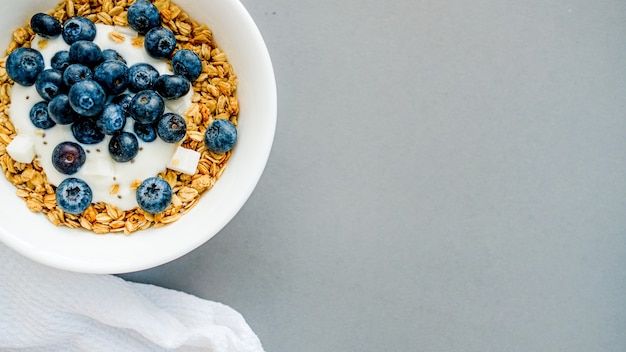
{"left": 10, "top": 24, "right": 193, "bottom": 210}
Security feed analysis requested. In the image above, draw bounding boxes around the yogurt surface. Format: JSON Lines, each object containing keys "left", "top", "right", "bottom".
{"left": 10, "top": 24, "right": 193, "bottom": 210}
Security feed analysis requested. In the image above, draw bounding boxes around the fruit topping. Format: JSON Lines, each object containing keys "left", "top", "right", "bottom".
{"left": 171, "top": 49, "right": 203, "bottom": 81}
{"left": 62, "top": 17, "right": 97, "bottom": 44}
{"left": 111, "top": 93, "right": 133, "bottom": 118}
{"left": 127, "top": 0, "right": 162, "bottom": 34}
{"left": 127, "top": 62, "right": 159, "bottom": 92}
{"left": 55, "top": 177, "right": 92, "bottom": 214}
{"left": 63, "top": 63, "right": 93, "bottom": 87}
{"left": 101, "top": 48, "right": 126, "bottom": 63}
{"left": 144, "top": 26, "right": 176, "bottom": 59}
{"left": 153, "top": 74, "right": 190, "bottom": 100}
{"left": 6, "top": 47, "right": 45, "bottom": 86}
{"left": 68, "top": 79, "right": 106, "bottom": 117}
{"left": 11, "top": 12, "right": 238, "bottom": 215}
{"left": 93, "top": 60, "right": 129, "bottom": 95}
{"left": 157, "top": 112, "right": 186, "bottom": 143}
{"left": 96, "top": 103, "right": 126, "bottom": 135}
{"left": 52, "top": 141, "right": 86, "bottom": 175}
{"left": 136, "top": 176, "right": 172, "bottom": 214}
{"left": 71, "top": 117, "right": 105, "bottom": 145}
{"left": 29, "top": 101, "right": 56, "bottom": 129}
{"left": 30, "top": 13, "right": 62, "bottom": 38}
{"left": 48, "top": 94, "right": 80, "bottom": 125}
{"left": 204, "top": 119, "right": 237, "bottom": 153}
{"left": 133, "top": 122, "right": 157, "bottom": 142}
{"left": 129, "top": 89, "right": 164, "bottom": 124}
{"left": 68, "top": 40, "right": 103, "bottom": 66}
{"left": 50, "top": 50, "right": 71, "bottom": 72}
{"left": 108, "top": 131, "right": 139, "bottom": 162}
{"left": 35, "top": 68, "right": 65, "bottom": 101}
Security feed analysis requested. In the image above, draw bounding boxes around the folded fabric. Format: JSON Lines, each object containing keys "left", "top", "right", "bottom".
{"left": 0, "top": 243, "right": 264, "bottom": 352}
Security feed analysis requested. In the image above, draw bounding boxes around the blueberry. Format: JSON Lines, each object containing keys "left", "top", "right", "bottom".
{"left": 96, "top": 103, "right": 126, "bottom": 135}
{"left": 144, "top": 26, "right": 176, "bottom": 59}
{"left": 157, "top": 112, "right": 186, "bottom": 143}
{"left": 48, "top": 94, "right": 79, "bottom": 125}
{"left": 55, "top": 177, "right": 92, "bottom": 214}
{"left": 6, "top": 47, "right": 45, "bottom": 86}
{"left": 133, "top": 122, "right": 157, "bottom": 142}
{"left": 29, "top": 101, "right": 56, "bottom": 129}
{"left": 136, "top": 177, "right": 172, "bottom": 214}
{"left": 127, "top": 62, "right": 159, "bottom": 92}
{"left": 153, "top": 74, "right": 190, "bottom": 100}
{"left": 172, "top": 49, "right": 202, "bottom": 81}
{"left": 127, "top": 0, "right": 161, "bottom": 34}
{"left": 101, "top": 49, "right": 126, "bottom": 63}
{"left": 204, "top": 119, "right": 237, "bottom": 153}
{"left": 129, "top": 90, "right": 164, "bottom": 124}
{"left": 93, "top": 60, "right": 129, "bottom": 95}
{"left": 68, "top": 79, "right": 106, "bottom": 117}
{"left": 68, "top": 40, "right": 102, "bottom": 66}
{"left": 30, "top": 13, "right": 62, "bottom": 38}
{"left": 71, "top": 117, "right": 105, "bottom": 144}
{"left": 111, "top": 93, "right": 133, "bottom": 118}
{"left": 63, "top": 63, "right": 93, "bottom": 87}
{"left": 51, "top": 50, "right": 71, "bottom": 72}
{"left": 62, "top": 17, "right": 96, "bottom": 44}
{"left": 51, "top": 141, "right": 86, "bottom": 175}
{"left": 35, "top": 68, "right": 65, "bottom": 101}
{"left": 109, "top": 132, "right": 139, "bottom": 162}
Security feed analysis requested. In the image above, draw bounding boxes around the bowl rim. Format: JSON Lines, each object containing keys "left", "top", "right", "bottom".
{"left": 0, "top": 0, "right": 277, "bottom": 274}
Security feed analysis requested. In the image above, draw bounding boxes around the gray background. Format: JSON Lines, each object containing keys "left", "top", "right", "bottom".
{"left": 121, "top": 0, "right": 626, "bottom": 351}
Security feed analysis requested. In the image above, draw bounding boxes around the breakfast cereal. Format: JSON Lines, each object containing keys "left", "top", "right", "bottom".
{"left": 0, "top": 0, "right": 239, "bottom": 234}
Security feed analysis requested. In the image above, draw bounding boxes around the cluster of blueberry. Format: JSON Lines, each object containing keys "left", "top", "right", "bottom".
{"left": 5, "top": 0, "right": 237, "bottom": 216}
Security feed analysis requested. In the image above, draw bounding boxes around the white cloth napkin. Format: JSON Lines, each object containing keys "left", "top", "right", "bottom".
{"left": 0, "top": 243, "right": 265, "bottom": 352}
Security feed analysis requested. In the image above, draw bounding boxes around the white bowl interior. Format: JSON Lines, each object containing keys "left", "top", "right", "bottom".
{"left": 0, "top": 0, "right": 276, "bottom": 273}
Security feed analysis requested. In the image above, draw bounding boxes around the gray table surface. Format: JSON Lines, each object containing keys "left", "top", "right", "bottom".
{"left": 121, "top": 1, "right": 626, "bottom": 351}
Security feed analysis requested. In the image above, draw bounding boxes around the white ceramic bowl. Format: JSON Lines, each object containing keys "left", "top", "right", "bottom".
{"left": 0, "top": 0, "right": 276, "bottom": 273}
